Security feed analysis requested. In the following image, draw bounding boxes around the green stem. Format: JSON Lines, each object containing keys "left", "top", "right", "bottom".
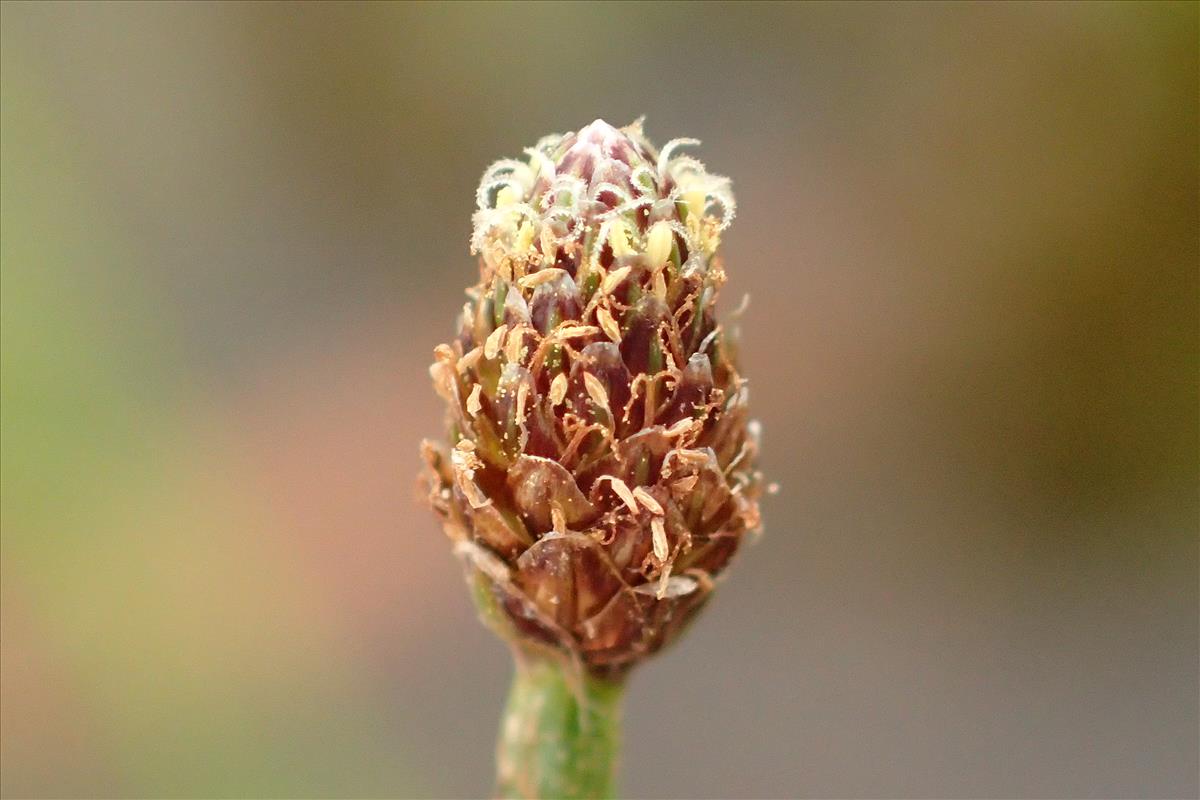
{"left": 495, "top": 655, "right": 625, "bottom": 799}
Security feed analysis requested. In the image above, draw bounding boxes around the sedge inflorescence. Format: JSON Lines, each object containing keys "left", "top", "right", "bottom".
{"left": 422, "top": 118, "right": 763, "bottom": 678}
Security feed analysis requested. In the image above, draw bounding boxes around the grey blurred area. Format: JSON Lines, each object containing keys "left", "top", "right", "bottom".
{"left": 1, "top": 2, "right": 1196, "bottom": 798}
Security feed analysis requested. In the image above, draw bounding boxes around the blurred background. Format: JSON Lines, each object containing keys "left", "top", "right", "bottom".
{"left": 1, "top": 2, "right": 1196, "bottom": 798}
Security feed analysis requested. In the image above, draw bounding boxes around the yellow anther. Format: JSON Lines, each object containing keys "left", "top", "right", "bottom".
{"left": 645, "top": 221, "right": 673, "bottom": 271}
{"left": 633, "top": 487, "right": 663, "bottom": 515}
{"left": 582, "top": 372, "right": 610, "bottom": 410}
{"left": 467, "top": 384, "right": 483, "bottom": 417}
{"left": 484, "top": 325, "right": 507, "bottom": 360}
{"left": 505, "top": 326, "right": 525, "bottom": 364}
{"left": 549, "top": 373, "right": 568, "bottom": 406}
{"left": 554, "top": 325, "right": 600, "bottom": 340}
{"left": 515, "top": 221, "right": 535, "bottom": 252}
{"left": 495, "top": 186, "right": 518, "bottom": 208}
{"left": 651, "top": 517, "right": 668, "bottom": 561}
{"left": 457, "top": 346, "right": 483, "bottom": 374}
{"left": 599, "top": 476, "right": 639, "bottom": 515}
{"left": 601, "top": 265, "right": 632, "bottom": 294}
{"left": 519, "top": 268, "right": 565, "bottom": 289}
{"left": 596, "top": 305, "right": 622, "bottom": 343}
{"left": 609, "top": 220, "right": 635, "bottom": 258}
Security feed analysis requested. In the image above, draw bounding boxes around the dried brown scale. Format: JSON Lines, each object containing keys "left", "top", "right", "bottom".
{"left": 422, "top": 118, "right": 764, "bottom": 679}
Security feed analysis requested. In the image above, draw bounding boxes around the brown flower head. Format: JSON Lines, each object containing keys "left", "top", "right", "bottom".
{"left": 421, "top": 119, "right": 764, "bottom": 678}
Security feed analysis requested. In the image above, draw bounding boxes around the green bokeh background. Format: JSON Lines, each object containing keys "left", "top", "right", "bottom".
{"left": 2, "top": 2, "right": 1196, "bottom": 797}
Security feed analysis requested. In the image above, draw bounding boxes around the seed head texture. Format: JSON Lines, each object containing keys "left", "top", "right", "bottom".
{"left": 421, "top": 119, "right": 764, "bottom": 678}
